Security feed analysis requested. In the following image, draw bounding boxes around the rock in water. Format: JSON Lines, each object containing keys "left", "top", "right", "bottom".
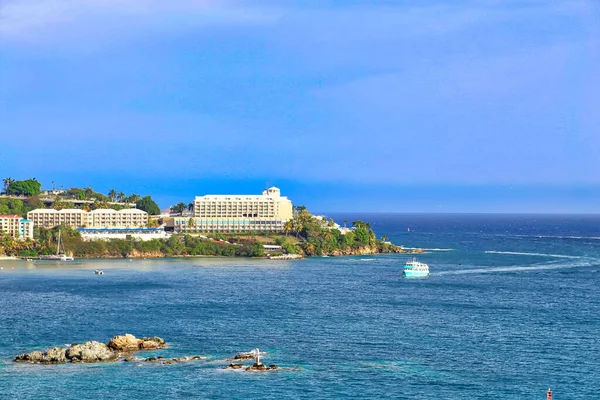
{"left": 67, "top": 341, "right": 117, "bottom": 363}
{"left": 138, "top": 337, "right": 165, "bottom": 350}
{"left": 107, "top": 334, "right": 166, "bottom": 351}
{"left": 234, "top": 353, "right": 254, "bottom": 360}
{"left": 224, "top": 363, "right": 244, "bottom": 370}
{"left": 44, "top": 347, "right": 67, "bottom": 364}
{"left": 246, "top": 362, "right": 267, "bottom": 371}
{"left": 107, "top": 334, "right": 140, "bottom": 352}
{"left": 15, "top": 348, "right": 66, "bottom": 364}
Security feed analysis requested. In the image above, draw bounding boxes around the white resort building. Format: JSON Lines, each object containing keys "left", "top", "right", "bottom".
{"left": 0, "top": 215, "right": 34, "bottom": 239}
{"left": 172, "top": 187, "right": 293, "bottom": 233}
{"left": 27, "top": 208, "right": 149, "bottom": 229}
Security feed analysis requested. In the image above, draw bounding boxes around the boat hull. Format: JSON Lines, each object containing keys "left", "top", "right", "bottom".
{"left": 403, "top": 270, "right": 429, "bottom": 279}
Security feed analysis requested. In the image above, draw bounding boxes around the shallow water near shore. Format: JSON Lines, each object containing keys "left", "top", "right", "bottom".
{"left": 1, "top": 214, "right": 599, "bottom": 399}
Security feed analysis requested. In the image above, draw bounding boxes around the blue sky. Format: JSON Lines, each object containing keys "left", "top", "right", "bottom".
{"left": 1, "top": 0, "right": 599, "bottom": 212}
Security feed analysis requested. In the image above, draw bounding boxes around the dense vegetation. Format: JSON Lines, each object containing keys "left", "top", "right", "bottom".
{"left": 0, "top": 227, "right": 266, "bottom": 258}
{"left": 282, "top": 208, "right": 396, "bottom": 256}
{"left": 3, "top": 178, "right": 42, "bottom": 197}
{"left": 1, "top": 177, "right": 160, "bottom": 219}
{"left": 135, "top": 196, "right": 161, "bottom": 215}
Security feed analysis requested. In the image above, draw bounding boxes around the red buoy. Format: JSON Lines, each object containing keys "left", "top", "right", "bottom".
{"left": 547, "top": 388, "right": 553, "bottom": 400}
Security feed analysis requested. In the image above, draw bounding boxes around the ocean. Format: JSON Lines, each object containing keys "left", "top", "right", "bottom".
{"left": 1, "top": 214, "right": 599, "bottom": 399}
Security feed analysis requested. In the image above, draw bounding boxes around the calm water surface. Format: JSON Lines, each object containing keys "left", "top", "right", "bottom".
{"left": 1, "top": 214, "right": 599, "bottom": 399}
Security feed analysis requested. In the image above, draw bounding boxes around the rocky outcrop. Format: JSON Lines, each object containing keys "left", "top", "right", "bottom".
{"left": 245, "top": 362, "right": 279, "bottom": 371}
{"left": 15, "top": 347, "right": 66, "bottom": 364}
{"left": 233, "top": 352, "right": 255, "bottom": 360}
{"left": 66, "top": 341, "right": 117, "bottom": 363}
{"left": 107, "top": 334, "right": 166, "bottom": 352}
{"left": 225, "top": 363, "right": 244, "bottom": 369}
{"left": 14, "top": 334, "right": 166, "bottom": 364}
{"left": 125, "top": 250, "right": 164, "bottom": 259}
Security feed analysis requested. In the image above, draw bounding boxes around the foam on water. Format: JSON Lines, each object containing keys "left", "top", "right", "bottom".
{"left": 483, "top": 251, "right": 580, "bottom": 259}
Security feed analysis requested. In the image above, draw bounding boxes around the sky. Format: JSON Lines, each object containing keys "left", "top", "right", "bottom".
{"left": 1, "top": 0, "right": 599, "bottom": 212}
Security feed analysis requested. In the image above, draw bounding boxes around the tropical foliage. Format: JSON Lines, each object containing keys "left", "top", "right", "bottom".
{"left": 135, "top": 196, "right": 160, "bottom": 215}
{"left": 5, "top": 178, "right": 42, "bottom": 196}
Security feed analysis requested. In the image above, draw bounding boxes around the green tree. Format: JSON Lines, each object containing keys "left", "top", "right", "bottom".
{"left": 172, "top": 202, "right": 187, "bottom": 215}
{"left": 117, "top": 191, "right": 125, "bottom": 202}
{"left": 7, "top": 179, "right": 42, "bottom": 196}
{"left": 2, "top": 177, "right": 14, "bottom": 193}
{"left": 136, "top": 196, "right": 160, "bottom": 215}
{"left": 108, "top": 189, "right": 117, "bottom": 201}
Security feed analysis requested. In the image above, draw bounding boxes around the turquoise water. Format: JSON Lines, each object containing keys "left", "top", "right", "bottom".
{"left": 1, "top": 214, "right": 599, "bottom": 399}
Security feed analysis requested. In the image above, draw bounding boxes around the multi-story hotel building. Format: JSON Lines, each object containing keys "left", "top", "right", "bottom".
{"left": 0, "top": 215, "right": 34, "bottom": 239}
{"left": 27, "top": 208, "right": 148, "bottom": 229}
{"left": 173, "top": 187, "right": 293, "bottom": 232}
{"left": 88, "top": 209, "right": 148, "bottom": 228}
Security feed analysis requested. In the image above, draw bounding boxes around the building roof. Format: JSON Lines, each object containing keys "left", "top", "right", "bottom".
{"left": 90, "top": 208, "right": 118, "bottom": 214}
{"left": 77, "top": 227, "right": 161, "bottom": 232}
{"left": 118, "top": 208, "right": 146, "bottom": 213}
{"left": 0, "top": 215, "right": 21, "bottom": 219}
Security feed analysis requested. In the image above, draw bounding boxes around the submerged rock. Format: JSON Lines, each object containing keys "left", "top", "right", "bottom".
{"left": 225, "top": 363, "right": 244, "bottom": 370}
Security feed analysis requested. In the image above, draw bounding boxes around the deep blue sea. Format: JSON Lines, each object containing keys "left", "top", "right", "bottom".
{"left": 1, "top": 214, "right": 599, "bottom": 399}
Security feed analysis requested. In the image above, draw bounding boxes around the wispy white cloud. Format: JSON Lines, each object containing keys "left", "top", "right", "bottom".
{"left": 0, "top": 0, "right": 279, "bottom": 47}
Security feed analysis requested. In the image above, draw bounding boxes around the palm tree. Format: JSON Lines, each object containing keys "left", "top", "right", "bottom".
{"left": 108, "top": 189, "right": 117, "bottom": 201}
{"left": 3, "top": 177, "right": 14, "bottom": 192}
{"left": 283, "top": 220, "right": 294, "bottom": 236}
{"left": 117, "top": 191, "right": 125, "bottom": 202}
{"left": 381, "top": 235, "right": 388, "bottom": 242}
{"left": 188, "top": 203, "right": 194, "bottom": 212}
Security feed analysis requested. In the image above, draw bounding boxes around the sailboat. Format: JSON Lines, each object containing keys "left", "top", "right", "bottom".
{"left": 39, "top": 230, "right": 74, "bottom": 261}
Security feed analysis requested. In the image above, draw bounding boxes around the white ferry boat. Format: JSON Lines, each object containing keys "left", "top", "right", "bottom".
{"left": 403, "top": 258, "right": 429, "bottom": 279}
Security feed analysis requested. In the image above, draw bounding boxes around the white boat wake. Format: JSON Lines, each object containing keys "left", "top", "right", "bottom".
{"left": 484, "top": 251, "right": 580, "bottom": 259}
{"left": 433, "top": 259, "right": 596, "bottom": 276}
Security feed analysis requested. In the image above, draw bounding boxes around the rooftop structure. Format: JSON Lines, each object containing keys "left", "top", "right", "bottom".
{"left": 0, "top": 215, "right": 34, "bottom": 239}
{"left": 27, "top": 208, "right": 148, "bottom": 229}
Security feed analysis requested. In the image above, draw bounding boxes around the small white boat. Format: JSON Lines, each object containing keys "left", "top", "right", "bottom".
{"left": 95, "top": 269, "right": 104, "bottom": 275}
{"left": 403, "top": 258, "right": 429, "bottom": 279}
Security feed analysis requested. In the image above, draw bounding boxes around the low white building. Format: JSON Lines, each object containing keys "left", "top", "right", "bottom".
{"left": 77, "top": 228, "right": 169, "bottom": 241}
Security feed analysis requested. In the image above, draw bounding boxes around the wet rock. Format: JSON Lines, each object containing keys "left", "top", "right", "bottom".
{"left": 14, "top": 351, "right": 45, "bottom": 363}
{"left": 43, "top": 347, "right": 67, "bottom": 364}
{"left": 123, "top": 357, "right": 138, "bottom": 362}
{"left": 144, "top": 357, "right": 158, "bottom": 362}
{"left": 191, "top": 356, "right": 203, "bottom": 360}
{"left": 14, "top": 348, "right": 66, "bottom": 364}
{"left": 225, "top": 363, "right": 244, "bottom": 370}
{"left": 107, "top": 334, "right": 166, "bottom": 352}
{"left": 246, "top": 362, "right": 267, "bottom": 371}
{"left": 267, "top": 364, "right": 279, "bottom": 370}
{"left": 139, "top": 337, "right": 165, "bottom": 349}
{"left": 172, "top": 357, "right": 189, "bottom": 362}
{"left": 162, "top": 361, "right": 174, "bottom": 365}
{"left": 107, "top": 334, "right": 140, "bottom": 352}
{"left": 66, "top": 341, "right": 117, "bottom": 363}
{"left": 234, "top": 353, "right": 254, "bottom": 360}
